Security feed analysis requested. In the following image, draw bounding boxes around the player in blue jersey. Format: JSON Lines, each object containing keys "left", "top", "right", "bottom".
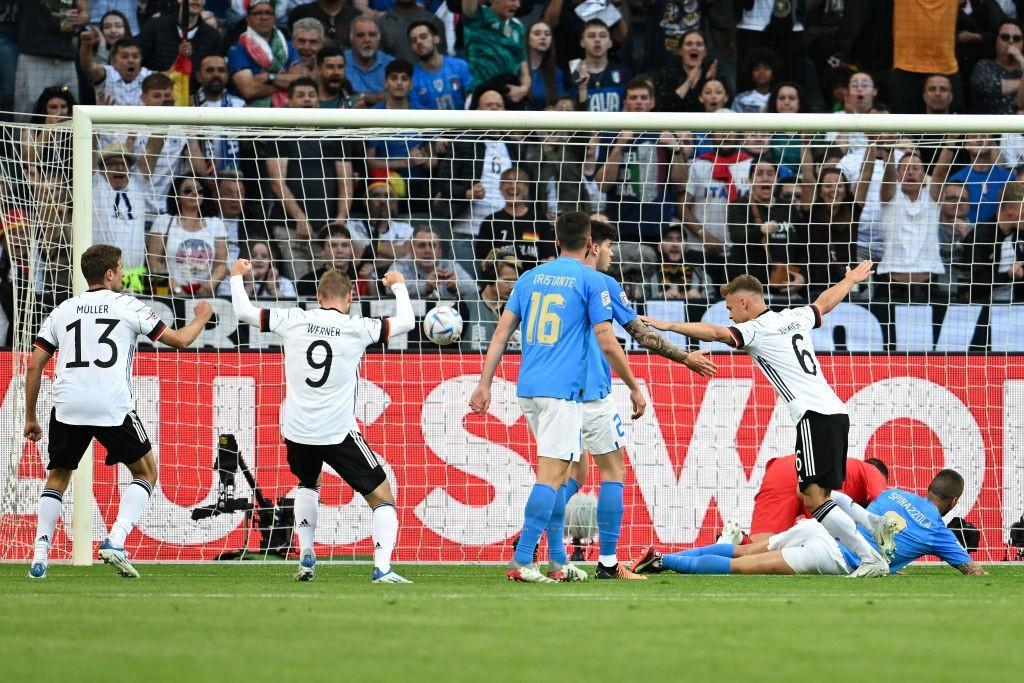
{"left": 470, "top": 212, "right": 646, "bottom": 583}
{"left": 630, "top": 469, "right": 988, "bottom": 577}
{"left": 408, "top": 21, "right": 473, "bottom": 110}
{"left": 543, "top": 219, "right": 718, "bottom": 582}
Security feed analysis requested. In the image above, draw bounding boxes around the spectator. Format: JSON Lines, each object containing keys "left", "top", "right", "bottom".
{"left": 192, "top": 55, "right": 245, "bottom": 173}
{"left": 228, "top": 0, "right": 308, "bottom": 107}
{"left": 138, "top": 0, "right": 221, "bottom": 73}
{"left": 408, "top": 20, "right": 471, "bottom": 110}
{"left": 296, "top": 227, "right": 366, "bottom": 297}
{"left": 571, "top": 19, "right": 630, "bottom": 112}
{"left": 877, "top": 146, "right": 954, "bottom": 302}
{"left": 90, "top": 0, "right": 141, "bottom": 35}
{"left": 463, "top": 249, "right": 521, "bottom": 351}
{"left": 970, "top": 20, "right": 1024, "bottom": 114}
{"left": 650, "top": 29, "right": 717, "bottom": 113}
{"left": 645, "top": 223, "right": 702, "bottom": 302}
{"left": 288, "top": 0, "right": 361, "bottom": 48}
{"left": 641, "top": 0, "right": 708, "bottom": 73}
{"left": 766, "top": 82, "right": 808, "bottom": 175}
{"left": 215, "top": 172, "right": 261, "bottom": 266}
{"left": 525, "top": 20, "right": 564, "bottom": 110}
{"left": 389, "top": 226, "right": 475, "bottom": 300}
{"left": 964, "top": 180, "right": 1024, "bottom": 302}
{"left": 262, "top": 77, "right": 355, "bottom": 279}
{"left": 14, "top": 0, "right": 87, "bottom": 115}
{"left": 948, "top": 135, "right": 1013, "bottom": 224}
{"left": 93, "top": 10, "right": 132, "bottom": 66}
{"left": 923, "top": 73, "right": 955, "bottom": 114}
{"left": 542, "top": 0, "right": 629, "bottom": 70}
{"left": 80, "top": 35, "right": 152, "bottom": 107}
{"left": 807, "top": 162, "right": 872, "bottom": 292}
{"left": 525, "top": 103, "right": 592, "bottom": 219}
{"left": 21, "top": 86, "right": 74, "bottom": 199}
{"left": 373, "top": 57, "right": 415, "bottom": 108}
{"left": 344, "top": 16, "right": 394, "bottom": 106}
{"left": 240, "top": 240, "right": 298, "bottom": 299}
{"left": 891, "top": 0, "right": 958, "bottom": 114}
{"left": 291, "top": 17, "right": 325, "bottom": 71}
{"left": 315, "top": 44, "right": 356, "bottom": 107}
{"left": 148, "top": 176, "right": 229, "bottom": 297}
{"left": 585, "top": 77, "right": 682, "bottom": 243}
{"left": 731, "top": 47, "right": 778, "bottom": 113}
{"left": 736, "top": 0, "right": 807, "bottom": 85}
{"left": 937, "top": 181, "right": 974, "bottom": 297}
{"left": 92, "top": 141, "right": 160, "bottom": 289}
{"left": 378, "top": 0, "right": 443, "bottom": 65}
{"left": 955, "top": 0, "right": 1005, "bottom": 95}
{"left": 460, "top": 0, "right": 530, "bottom": 104}
{"left": 347, "top": 170, "right": 415, "bottom": 274}
{"left": 825, "top": 71, "right": 878, "bottom": 153}
{"left": 697, "top": 78, "right": 730, "bottom": 112}
{"left": 474, "top": 166, "right": 555, "bottom": 268}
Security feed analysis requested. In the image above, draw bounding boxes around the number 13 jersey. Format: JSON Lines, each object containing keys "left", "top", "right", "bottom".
{"left": 33, "top": 290, "right": 167, "bottom": 426}
{"left": 727, "top": 305, "right": 847, "bottom": 422}
{"left": 260, "top": 307, "right": 389, "bottom": 445}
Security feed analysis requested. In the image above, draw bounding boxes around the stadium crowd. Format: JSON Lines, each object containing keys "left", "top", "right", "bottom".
{"left": 4, "top": 0, "right": 1024, "bottom": 350}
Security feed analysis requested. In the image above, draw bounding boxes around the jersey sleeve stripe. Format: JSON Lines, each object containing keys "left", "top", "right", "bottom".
{"left": 379, "top": 317, "right": 391, "bottom": 344}
{"left": 727, "top": 326, "right": 744, "bottom": 348}
{"left": 810, "top": 304, "right": 823, "bottom": 329}
{"left": 32, "top": 338, "right": 56, "bottom": 355}
{"left": 259, "top": 309, "right": 270, "bottom": 333}
{"left": 147, "top": 321, "right": 168, "bottom": 342}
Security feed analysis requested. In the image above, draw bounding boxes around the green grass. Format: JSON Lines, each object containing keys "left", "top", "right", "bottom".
{"left": 2, "top": 564, "right": 1022, "bottom": 682}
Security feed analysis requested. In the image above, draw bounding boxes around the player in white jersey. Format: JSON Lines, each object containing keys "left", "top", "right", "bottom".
{"left": 24, "top": 244, "right": 212, "bottom": 579}
{"left": 229, "top": 259, "right": 415, "bottom": 583}
{"left": 641, "top": 261, "right": 895, "bottom": 578}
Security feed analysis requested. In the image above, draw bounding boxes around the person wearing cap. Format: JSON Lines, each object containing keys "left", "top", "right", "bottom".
{"left": 347, "top": 170, "right": 415, "bottom": 278}
{"left": 228, "top": 0, "right": 309, "bottom": 107}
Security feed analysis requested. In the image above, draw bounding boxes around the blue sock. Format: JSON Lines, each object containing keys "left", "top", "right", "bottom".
{"left": 564, "top": 477, "right": 580, "bottom": 502}
{"left": 546, "top": 485, "right": 569, "bottom": 565}
{"left": 514, "top": 484, "right": 557, "bottom": 566}
{"left": 597, "top": 481, "right": 624, "bottom": 558}
{"left": 667, "top": 543, "right": 737, "bottom": 559}
{"left": 662, "top": 554, "right": 732, "bottom": 574}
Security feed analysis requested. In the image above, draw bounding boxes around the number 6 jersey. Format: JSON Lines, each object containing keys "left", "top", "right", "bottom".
{"left": 33, "top": 290, "right": 167, "bottom": 426}
{"left": 727, "top": 305, "right": 848, "bottom": 422}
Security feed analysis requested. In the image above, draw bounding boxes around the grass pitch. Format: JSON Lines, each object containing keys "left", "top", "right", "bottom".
{"left": 2, "top": 563, "right": 1022, "bottom": 682}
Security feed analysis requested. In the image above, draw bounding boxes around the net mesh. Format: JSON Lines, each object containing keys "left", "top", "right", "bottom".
{"left": 0, "top": 116, "right": 1021, "bottom": 563}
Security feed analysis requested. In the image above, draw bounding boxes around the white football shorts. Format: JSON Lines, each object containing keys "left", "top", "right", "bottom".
{"left": 518, "top": 396, "right": 583, "bottom": 462}
{"left": 581, "top": 394, "right": 628, "bottom": 456}
{"left": 767, "top": 518, "right": 852, "bottom": 576}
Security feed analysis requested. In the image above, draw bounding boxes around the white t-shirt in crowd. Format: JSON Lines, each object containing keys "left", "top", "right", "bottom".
{"left": 150, "top": 215, "right": 228, "bottom": 290}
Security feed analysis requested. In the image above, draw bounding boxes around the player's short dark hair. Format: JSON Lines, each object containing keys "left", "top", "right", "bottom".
{"left": 721, "top": 274, "right": 764, "bottom": 297}
{"left": 110, "top": 37, "right": 141, "bottom": 60}
{"left": 407, "top": 19, "right": 438, "bottom": 38}
{"left": 81, "top": 244, "right": 122, "bottom": 285}
{"left": 316, "top": 44, "right": 345, "bottom": 66}
{"left": 928, "top": 469, "right": 964, "bottom": 500}
{"left": 288, "top": 76, "right": 319, "bottom": 97}
{"left": 864, "top": 457, "right": 889, "bottom": 481}
{"left": 624, "top": 76, "right": 654, "bottom": 98}
{"left": 590, "top": 219, "right": 617, "bottom": 245}
{"left": 385, "top": 59, "right": 413, "bottom": 78}
{"left": 142, "top": 72, "right": 173, "bottom": 93}
{"left": 555, "top": 211, "right": 592, "bottom": 251}
{"left": 318, "top": 268, "right": 353, "bottom": 299}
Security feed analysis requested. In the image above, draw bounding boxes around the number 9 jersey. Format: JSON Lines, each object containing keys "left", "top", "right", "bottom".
{"left": 33, "top": 290, "right": 167, "bottom": 427}
{"left": 727, "top": 305, "right": 847, "bottom": 422}
{"left": 258, "top": 306, "right": 389, "bottom": 445}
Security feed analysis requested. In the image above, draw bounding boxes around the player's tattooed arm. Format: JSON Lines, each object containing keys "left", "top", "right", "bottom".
{"left": 624, "top": 319, "right": 718, "bottom": 377}
{"left": 954, "top": 561, "right": 988, "bottom": 576}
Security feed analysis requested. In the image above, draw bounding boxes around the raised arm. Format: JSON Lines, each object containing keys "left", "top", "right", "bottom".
{"left": 929, "top": 143, "right": 955, "bottom": 202}
{"left": 468, "top": 309, "right": 521, "bottom": 415}
{"left": 23, "top": 347, "right": 52, "bottom": 442}
{"left": 158, "top": 301, "right": 214, "bottom": 349}
{"left": 879, "top": 147, "right": 897, "bottom": 203}
{"left": 229, "top": 258, "right": 262, "bottom": 326}
{"left": 381, "top": 271, "right": 414, "bottom": 336}
{"left": 78, "top": 28, "right": 106, "bottom": 85}
{"left": 812, "top": 259, "right": 874, "bottom": 315}
{"left": 638, "top": 317, "right": 738, "bottom": 347}
{"left": 594, "top": 321, "right": 646, "bottom": 419}
{"left": 622, "top": 318, "right": 717, "bottom": 376}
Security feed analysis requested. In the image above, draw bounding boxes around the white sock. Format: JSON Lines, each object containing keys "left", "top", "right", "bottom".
{"left": 814, "top": 499, "right": 879, "bottom": 564}
{"left": 294, "top": 487, "right": 319, "bottom": 553}
{"left": 107, "top": 479, "right": 153, "bottom": 548}
{"left": 831, "top": 491, "right": 883, "bottom": 529}
{"left": 599, "top": 555, "right": 617, "bottom": 567}
{"left": 34, "top": 489, "right": 63, "bottom": 563}
{"left": 372, "top": 503, "right": 398, "bottom": 572}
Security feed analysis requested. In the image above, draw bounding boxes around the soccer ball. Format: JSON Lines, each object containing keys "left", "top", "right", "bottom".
{"left": 422, "top": 306, "right": 463, "bottom": 345}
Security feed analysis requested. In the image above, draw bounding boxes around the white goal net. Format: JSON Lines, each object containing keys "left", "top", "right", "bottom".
{"left": 0, "top": 107, "right": 1021, "bottom": 563}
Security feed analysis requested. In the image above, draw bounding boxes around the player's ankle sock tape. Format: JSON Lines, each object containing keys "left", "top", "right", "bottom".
{"left": 662, "top": 554, "right": 731, "bottom": 575}
{"left": 597, "top": 481, "right": 624, "bottom": 557}
{"left": 546, "top": 485, "right": 569, "bottom": 565}
{"left": 515, "top": 484, "right": 557, "bottom": 566}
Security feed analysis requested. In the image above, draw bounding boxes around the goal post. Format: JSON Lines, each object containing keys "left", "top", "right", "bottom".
{"left": 2, "top": 104, "right": 1022, "bottom": 565}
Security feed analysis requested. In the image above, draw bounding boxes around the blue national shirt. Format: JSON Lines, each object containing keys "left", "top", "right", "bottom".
{"left": 840, "top": 488, "right": 972, "bottom": 573}
{"left": 949, "top": 164, "right": 1013, "bottom": 224}
{"left": 411, "top": 57, "right": 473, "bottom": 110}
{"left": 582, "top": 272, "right": 638, "bottom": 401}
{"left": 506, "top": 258, "right": 613, "bottom": 400}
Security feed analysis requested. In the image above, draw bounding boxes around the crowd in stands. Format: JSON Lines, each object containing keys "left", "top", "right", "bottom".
{"left": 3, "top": 0, "right": 1024, "bottom": 350}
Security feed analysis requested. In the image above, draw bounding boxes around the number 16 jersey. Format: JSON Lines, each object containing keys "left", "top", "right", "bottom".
{"left": 727, "top": 305, "right": 847, "bottom": 422}
{"left": 33, "top": 290, "right": 167, "bottom": 426}
{"left": 259, "top": 306, "right": 389, "bottom": 445}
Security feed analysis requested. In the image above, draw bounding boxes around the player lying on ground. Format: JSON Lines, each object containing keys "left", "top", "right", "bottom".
{"left": 632, "top": 469, "right": 988, "bottom": 577}
{"left": 470, "top": 212, "right": 647, "bottom": 584}
{"left": 25, "top": 244, "right": 213, "bottom": 579}
{"left": 541, "top": 219, "right": 718, "bottom": 582}
{"left": 231, "top": 259, "right": 415, "bottom": 583}
{"left": 641, "top": 262, "right": 891, "bottom": 577}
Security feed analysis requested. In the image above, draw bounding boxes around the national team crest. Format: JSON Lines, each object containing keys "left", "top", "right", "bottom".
{"left": 433, "top": 79, "right": 443, "bottom": 92}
